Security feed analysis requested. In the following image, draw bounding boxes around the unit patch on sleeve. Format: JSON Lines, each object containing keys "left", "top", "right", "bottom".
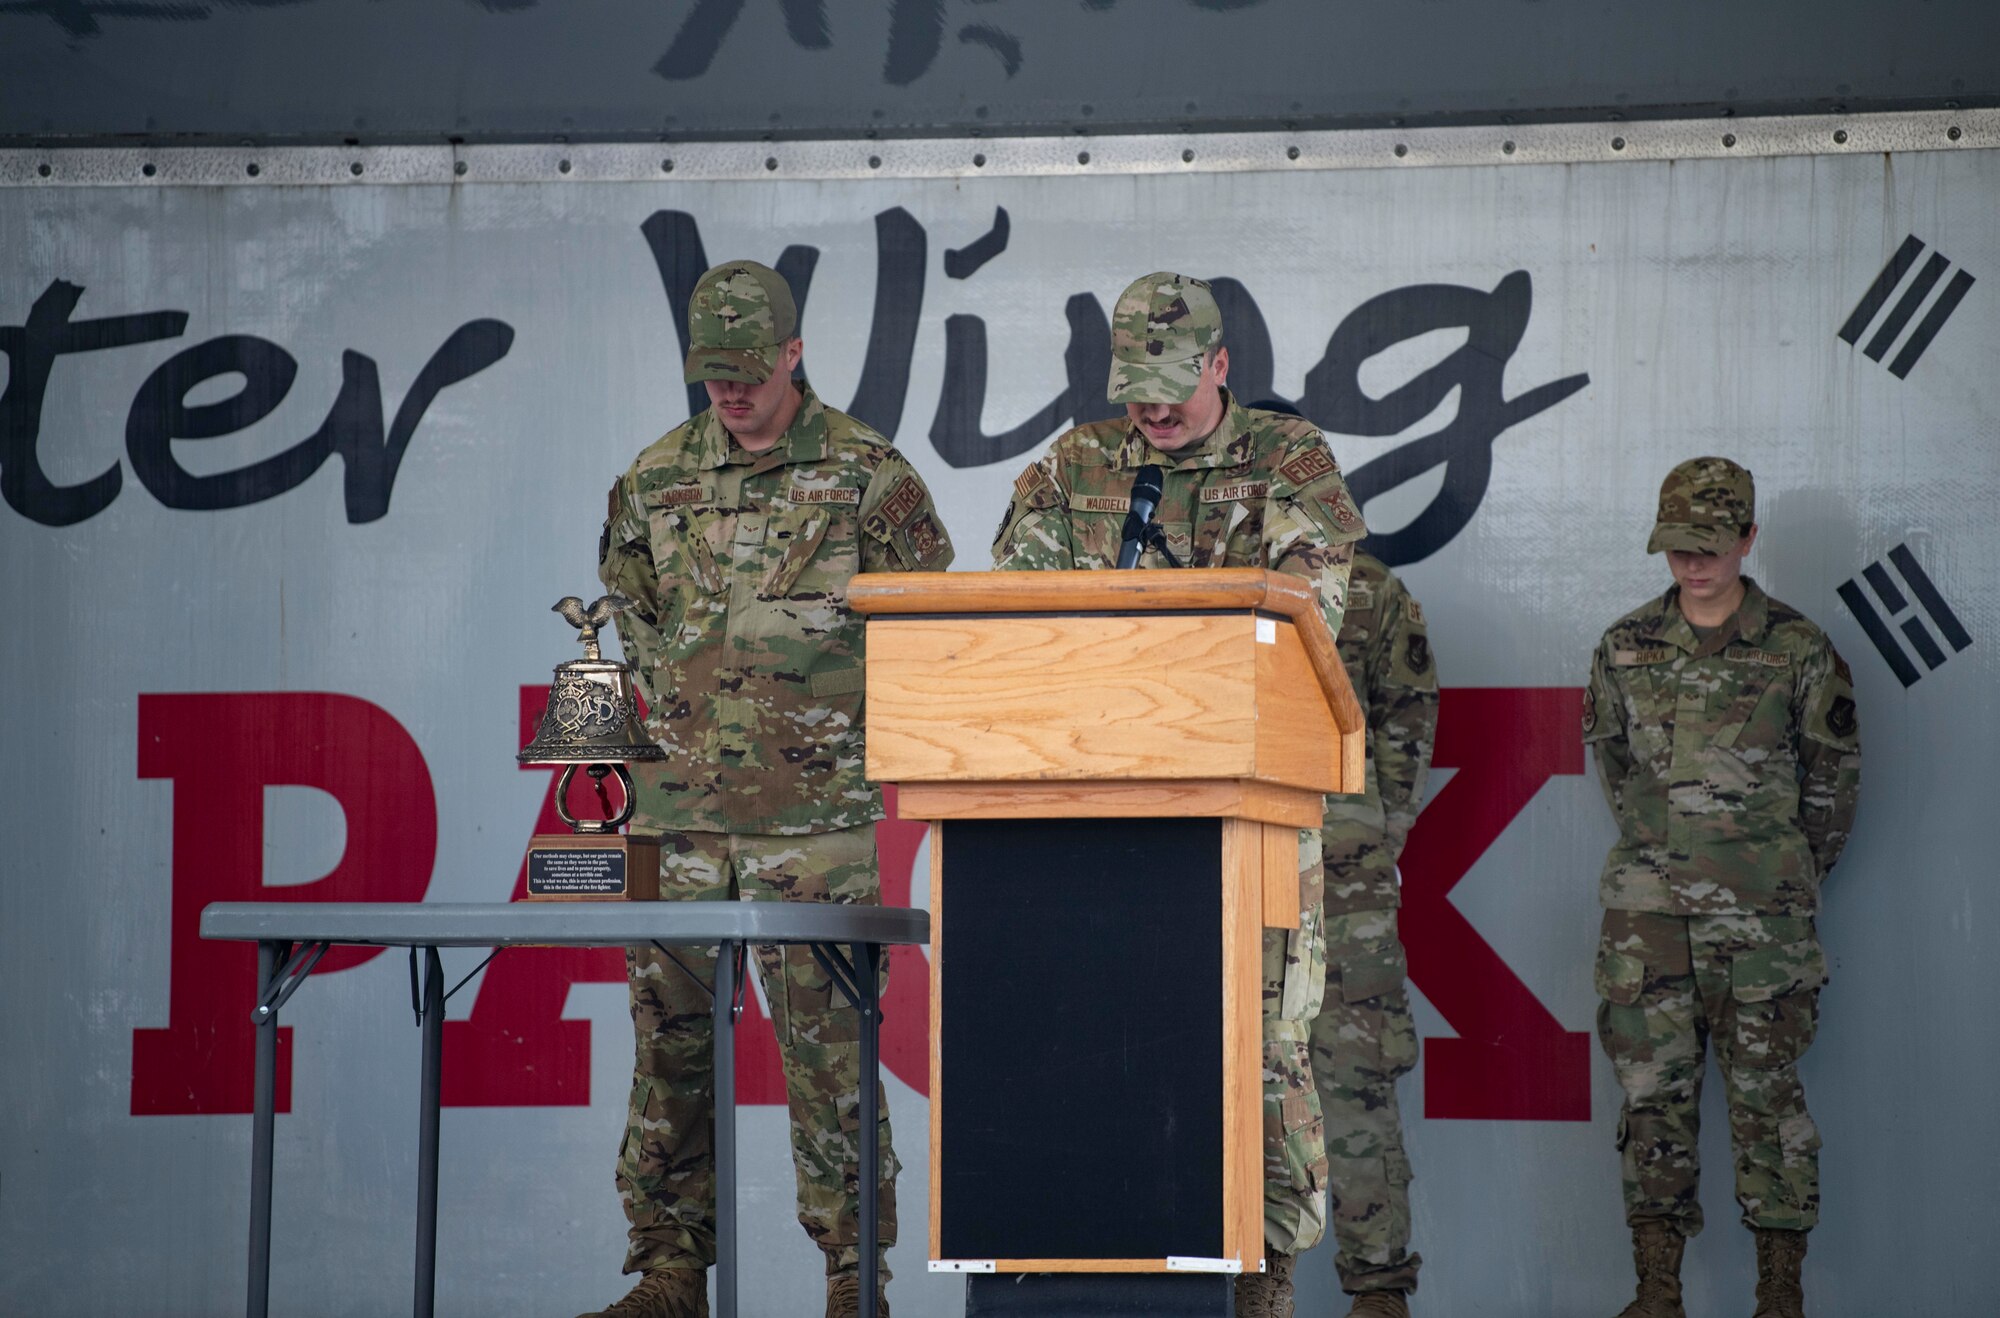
{"left": 879, "top": 475, "right": 926, "bottom": 527}
{"left": 908, "top": 513, "right": 946, "bottom": 565}
{"left": 1278, "top": 447, "right": 1337, "bottom": 489}
{"left": 1015, "top": 464, "right": 1061, "bottom": 509}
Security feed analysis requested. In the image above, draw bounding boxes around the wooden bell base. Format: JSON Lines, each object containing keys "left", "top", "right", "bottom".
{"left": 521, "top": 832, "right": 660, "bottom": 901}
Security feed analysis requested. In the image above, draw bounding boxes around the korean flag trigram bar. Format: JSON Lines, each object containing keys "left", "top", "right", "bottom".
{"left": 1838, "top": 234, "right": 1977, "bottom": 380}
{"left": 1837, "top": 544, "right": 1972, "bottom": 687}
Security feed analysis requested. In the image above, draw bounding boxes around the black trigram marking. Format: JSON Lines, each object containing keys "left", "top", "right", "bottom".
{"left": 1836, "top": 543, "right": 1972, "bottom": 687}
{"left": 1839, "top": 234, "right": 1977, "bottom": 379}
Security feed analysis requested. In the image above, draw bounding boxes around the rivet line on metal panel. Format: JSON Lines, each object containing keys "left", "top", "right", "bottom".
{"left": 0, "top": 109, "right": 1994, "bottom": 187}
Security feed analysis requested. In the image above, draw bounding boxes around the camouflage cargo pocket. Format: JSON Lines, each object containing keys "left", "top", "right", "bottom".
{"left": 1328, "top": 942, "right": 1412, "bottom": 1079}
{"left": 1594, "top": 942, "right": 1648, "bottom": 1054}
{"left": 1730, "top": 939, "right": 1826, "bottom": 1069}
{"left": 1270, "top": 1038, "right": 1328, "bottom": 1194}
{"left": 1377, "top": 986, "right": 1419, "bottom": 1080}
{"left": 1593, "top": 945, "right": 1646, "bottom": 1006}
{"left": 620, "top": 1074, "right": 667, "bottom": 1175}
{"left": 1339, "top": 942, "right": 1407, "bottom": 1003}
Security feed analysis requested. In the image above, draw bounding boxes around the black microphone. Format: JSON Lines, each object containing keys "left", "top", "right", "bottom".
{"left": 1116, "top": 465, "right": 1164, "bottom": 569}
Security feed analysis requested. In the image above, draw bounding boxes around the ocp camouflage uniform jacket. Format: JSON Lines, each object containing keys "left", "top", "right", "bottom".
{"left": 1324, "top": 553, "right": 1439, "bottom": 915}
{"left": 993, "top": 392, "right": 1366, "bottom": 1028}
{"left": 990, "top": 391, "right": 1366, "bottom": 638}
{"left": 1583, "top": 578, "right": 1860, "bottom": 916}
{"left": 599, "top": 383, "right": 954, "bottom": 835}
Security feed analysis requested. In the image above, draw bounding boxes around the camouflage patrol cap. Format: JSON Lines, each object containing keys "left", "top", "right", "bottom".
{"left": 1647, "top": 456, "right": 1756, "bottom": 553}
{"left": 684, "top": 260, "right": 799, "bottom": 385}
{"left": 1107, "top": 271, "right": 1224, "bottom": 405}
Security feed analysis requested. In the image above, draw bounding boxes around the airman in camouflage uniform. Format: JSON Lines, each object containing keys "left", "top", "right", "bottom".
{"left": 1584, "top": 458, "right": 1860, "bottom": 1318}
{"left": 992, "top": 273, "right": 1366, "bottom": 1316}
{"left": 587, "top": 261, "right": 955, "bottom": 1318}
{"left": 1308, "top": 551, "right": 1437, "bottom": 1317}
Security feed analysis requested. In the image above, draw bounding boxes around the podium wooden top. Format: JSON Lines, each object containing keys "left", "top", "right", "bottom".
{"left": 850, "top": 568, "right": 1364, "bottom": 744}
{"left": 853, "top": 566, "right": 1320, "bottom": 621}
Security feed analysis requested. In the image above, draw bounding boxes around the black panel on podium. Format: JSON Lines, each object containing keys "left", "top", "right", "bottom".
{"left": 939, "top": 817, "right": 1224, "bottom": 1262}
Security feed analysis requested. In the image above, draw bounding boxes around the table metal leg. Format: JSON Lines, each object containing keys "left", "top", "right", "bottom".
{"left": 248, "top": 940, "right": 283, "bottom": 1318}
{"left": 715, "top": 938, "right": 738, "bottom": 1318}
{"left": 414, "top": 946, "right": 444, "bottom": 1318}
{"left": 858, "top": 941, "right": 882, "bottom": 1318}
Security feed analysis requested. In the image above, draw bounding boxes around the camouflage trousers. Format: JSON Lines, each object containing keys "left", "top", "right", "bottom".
{"left": 1260, "top": 828, "right": 1331, "bottom": 1257}
{"left": 1594, "top": 909, "right": 1827, "bottom": 1237}
{"left": 1308, "top": 907, "right": 1422, "bottom": 1295}
{"left": 617, "top": 824, "right": 898, "bottom": 1276}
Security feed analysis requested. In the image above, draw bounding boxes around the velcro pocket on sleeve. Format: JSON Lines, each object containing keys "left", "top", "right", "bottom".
{"left": 808, "top": 664, "right": 865, "bottom": 698}
{"left": 1284, "top": 490, "right": 1367, "bottom": 547}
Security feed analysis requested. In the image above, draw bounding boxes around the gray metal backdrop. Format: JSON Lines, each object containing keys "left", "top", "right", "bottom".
{"left": 2, "top": 124, "right": 1997, "bottom": 1315}
{"left": 1, "top": 0, "right": 1997, "bottom": 143}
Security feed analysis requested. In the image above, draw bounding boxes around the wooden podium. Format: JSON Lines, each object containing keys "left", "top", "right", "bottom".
{"left": 850, "top": 569, "right": 1363, "bottom": 1288}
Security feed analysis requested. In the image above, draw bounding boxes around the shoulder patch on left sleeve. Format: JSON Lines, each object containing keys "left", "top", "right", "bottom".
{"left": 880, "top": 474, "right": 925, "bottom": 528}
{"left": 908, "top": 512, "right": 947, "bottom": 566}
{"left": 1279, "top": 447, "right": 1337, "bottom": 489}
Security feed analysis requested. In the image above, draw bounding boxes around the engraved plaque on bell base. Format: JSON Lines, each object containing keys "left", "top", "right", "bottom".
{"left": 523, "top": 833, "right": 660, "bottom": 902}
{"left": 517, "top": 593, "right": 669, "bottom": 902}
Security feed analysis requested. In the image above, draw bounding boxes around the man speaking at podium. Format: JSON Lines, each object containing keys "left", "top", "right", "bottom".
{"left": 992, "top": 271, "right": 1367, "bottom": 1315}
{"left": 590, "top": 260, "right": 955, "bottom": 1318}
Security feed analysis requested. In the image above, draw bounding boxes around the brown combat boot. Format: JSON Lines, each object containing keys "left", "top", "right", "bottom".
{"left": 574, "top": 1267, "right": 708, "bottom": 1318}
{"left": 1751, "top": 1228, "right": 1808, "bottom": 1318}
{"left": 824, "top": 1270, "right": 890, "bottom": 1317}
{"left": 1613, "top": 1221, "right": 1686, "bottom": 1318}
{"left": 1234, "top": 1250, "right": 1295, "bottom": 1318}
{"left": 1345, "top": 1290, "right": 1410, "bottom": 1317}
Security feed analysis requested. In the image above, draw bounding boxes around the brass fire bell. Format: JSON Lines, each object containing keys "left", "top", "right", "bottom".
{"left": 519, "top": 594, "right": 664, "bottom": 835}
